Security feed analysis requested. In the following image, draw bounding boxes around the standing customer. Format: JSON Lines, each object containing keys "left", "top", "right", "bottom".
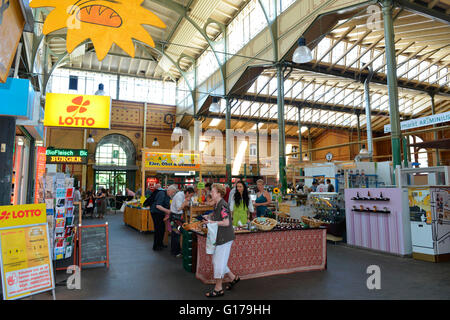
{"left": 151, "top": 185, "right": 177, "bottom": 251}
{"left": 252, "top": 179, "right": 271, "bottom": 217}
{"left": 203, "top": 184, "right": 239, "bottom": 297}
{"left": 326, "top": 179, "right": 335, "bottom": 192}
{"left": 96, "top": 188, "right": 107, "bottom": 219}
{"left": 229, "top": 180, "right": 254, "bottom": 226}
{"left": 170, "top": 187, "right": 195, "bottom": 257}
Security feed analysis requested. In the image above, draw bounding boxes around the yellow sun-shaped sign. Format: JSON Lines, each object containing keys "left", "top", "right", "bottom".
{"left": 30, "top": 0, "right": 166, "bottom": 61}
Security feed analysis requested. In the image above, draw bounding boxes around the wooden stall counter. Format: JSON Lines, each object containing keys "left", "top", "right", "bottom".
{"left": 184, "top": 205, "right": 214, "bottom": 223}
{"left": 123, "top": 205, "right": 155, "bottom": 232}
{"left": 194, "top": 228, "right": 327, "bottom": 284}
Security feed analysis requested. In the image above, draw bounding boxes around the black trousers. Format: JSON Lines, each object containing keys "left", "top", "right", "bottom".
{"left": 151, "top": 212, "right": 165, "bottom": 249}
{"left": 170, "top": 213, "right": 183, "bottom": 255}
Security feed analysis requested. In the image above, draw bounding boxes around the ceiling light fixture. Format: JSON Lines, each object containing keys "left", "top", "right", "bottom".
{"left": 87, "top": 134, "right": 95, "bottom": 144}
{"left": 293, "top": 37, "right": 313, "bottom": 64}
{"left": 173, "top": 123, "right": 182, "bottom": 135}
{"left": 209, "top": 97, "right": 221, "bottom": 113}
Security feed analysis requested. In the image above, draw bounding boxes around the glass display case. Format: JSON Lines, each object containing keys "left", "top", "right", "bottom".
{"left": 308, "top": 192, "right": 346, "bottom": 237}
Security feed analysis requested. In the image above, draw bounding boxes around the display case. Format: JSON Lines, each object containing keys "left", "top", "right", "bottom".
{"left": 308, "top": 192, "right": 345, "bottom": 237}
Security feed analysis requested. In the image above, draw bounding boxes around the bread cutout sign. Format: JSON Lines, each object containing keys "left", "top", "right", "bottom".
{"left": 30, "top": 0, "right": 166, "bottom": 61}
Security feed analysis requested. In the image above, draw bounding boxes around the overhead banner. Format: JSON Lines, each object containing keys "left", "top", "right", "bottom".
{"left": 144, "top": 152, "right": 200, "bottom": 171}
{"left": 0, "top": 204, "right": 55, "bottom": 300}
{"left": 46, "top": 148, "right": 88, "bottom": 164}
{"left": 384, "top": 111, "right": 450, "bottom": 133}
{"left": 44, "top": 93, "right": 111, "bottom": 129}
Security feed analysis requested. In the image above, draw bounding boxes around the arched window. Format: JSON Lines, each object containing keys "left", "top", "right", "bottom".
{"left": 95, "top": 134, "right": 136, "bottom": 167}
{"left": 409, "top": 135, "right": 428, "bottom": 168}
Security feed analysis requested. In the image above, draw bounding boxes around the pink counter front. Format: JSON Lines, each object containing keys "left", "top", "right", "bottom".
{"left": 345, "top": 188, "right": 412, "bottom": 256}
{"left": 195, "top": 228, "right": 327, "bottom": 284}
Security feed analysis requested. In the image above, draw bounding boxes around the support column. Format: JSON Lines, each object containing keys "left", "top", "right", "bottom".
{"left": 382, "top": 0, "right": 403, "bottom": 181}
{"left": 82, "top": 129, "right": 87, "bottom": 190}
{"left": 356, "top": 113, "right": 361, "bottom": 153}
{"left": 256, "top": 123, "right": 260, "bottom": 176}
{"left": 298, "top": 106, "right": 303, "bottom": 182}
{"left": 226, "top": 97, "right": 232, "bottom": 186}
{"left": 430, "top": 94, "right": 440, "bottom": 166}
{"left": 308, "top": 127, "right": 312, "bottom": 161}
{"left": 0, "top": 117, "right": 16, "bottom": 205}
{"left": 277, "top": 64, "right": 287, "bottom": 194}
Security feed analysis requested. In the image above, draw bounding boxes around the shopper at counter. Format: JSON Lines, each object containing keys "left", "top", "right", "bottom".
{"left": 253, "top": 179, "right": 271, "bottom": 217}
{"left": 170, "top": 187, "right": 195, "bottom": 257}
{"left": 203, "top": 184, "right": 239, "bottom": 297}
{"left": 316, "top": 179, "right": 328, "bottom": 193}
{"left": 326, "top": 179, "right": 335, "bottom": 192}
{"left": 230, "top": 180, "right": 254, "bottom": 226}
{"left": 151, "top": 185, "right": 177, "bottom": 251}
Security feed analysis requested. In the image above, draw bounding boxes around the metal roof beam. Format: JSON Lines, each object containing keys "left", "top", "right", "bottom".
{"left": 395, "top": 0, "right": 450, "bottom": 25}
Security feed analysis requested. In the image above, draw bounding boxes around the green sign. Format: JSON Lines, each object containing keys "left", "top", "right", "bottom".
{"left": 46, "top": 148, "right": 88, "bottom": 164}
{"left": 112, "top": 150, "right": 119, "bottom": 159}
{"left": 197, "top": 182, "right": 205, "bottom": 190}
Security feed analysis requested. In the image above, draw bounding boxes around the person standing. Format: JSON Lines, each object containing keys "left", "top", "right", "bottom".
{"left": 73, "top": 186, "right": 82, "bottom": 218}
{"left": 316, "top": 179, "right": 328, "bottom": 193}
{"left": 252, "top": 179, "right": 271, "bottom": 217}
{"left": 169, "top": 187, "right": 195, "bottom": 257}
{"left": 227, "top": 181, "right": 239, "bottom": 205}
{"left": 151, "top": 185, "right": 177, "bottom": 251}
{"left": 96, "top": 188, "right": 107, "bottom": 219}
{"left": 229, "top": 180, "right": 254, "bottom": 226}
{"left": 203, "top": 184, "right": 239, "bottom": 297}
{"left": 326, "top": 179, "right": 335, "bottom": 192}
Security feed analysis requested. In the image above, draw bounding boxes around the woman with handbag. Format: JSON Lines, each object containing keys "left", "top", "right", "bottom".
{"left": 203, "top": 184, "right": 240, "bottom": 298}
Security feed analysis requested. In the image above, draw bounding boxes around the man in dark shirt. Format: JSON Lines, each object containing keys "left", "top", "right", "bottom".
{"left": 150, "top": 185, "right": 177, "bottom": 251}
{"left": 326, "top": 179, "right": 335, "bottom": 192}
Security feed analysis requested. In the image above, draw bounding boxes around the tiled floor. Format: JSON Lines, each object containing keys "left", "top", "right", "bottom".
{"left": 26, "top": 212, "right": 450, "bottom": 300}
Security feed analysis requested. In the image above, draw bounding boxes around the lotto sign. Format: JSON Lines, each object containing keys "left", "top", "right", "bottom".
{"left": 0, "top": 203, "right": 54, "bottom": 300}
{"left": 44, "top": 93, "right": 111, "bottom": 129}
{"left": 0, "top": 204, "right": 46, "bottom": 229}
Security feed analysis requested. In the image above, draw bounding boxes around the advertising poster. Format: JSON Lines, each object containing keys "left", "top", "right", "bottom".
{"left": 408, "top": 188, "right": 432, "bottom": 224}
{"left": 34, "top": 147, "right": 47, "bottom": 204}
{"left": 0, "top": 221, "right": 54, "bottom": 300}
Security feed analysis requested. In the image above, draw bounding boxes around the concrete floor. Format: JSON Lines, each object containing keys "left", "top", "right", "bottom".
{"left": 29, "top": 211, "right": 450, "bottom": 300}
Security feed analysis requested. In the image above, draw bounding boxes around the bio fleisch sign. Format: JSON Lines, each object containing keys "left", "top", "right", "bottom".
{"left": 44, "top": 93, "right": 111, "bottom": 129}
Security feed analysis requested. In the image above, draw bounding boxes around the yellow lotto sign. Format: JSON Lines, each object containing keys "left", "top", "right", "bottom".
{"left": 144, "top": 152, "right": 200, "bottom": 171}
{"left": 44, "top": 93, "right": 111, "bottom": 129}
{"left": 0, "top": 204, "right": 47, "bottom": 229}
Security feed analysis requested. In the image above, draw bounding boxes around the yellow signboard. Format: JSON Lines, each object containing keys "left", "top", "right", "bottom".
{"left": 0, "top": 225, "right": 54, "bottom": 300}
{"left": 44, "top": 93, "right": 111, "bottom": 129}
{"left": 144, "top": 152, "right": 200, "bottom": 171}
{"left": 0, "top": 204, "right": 46, "bottom": 229}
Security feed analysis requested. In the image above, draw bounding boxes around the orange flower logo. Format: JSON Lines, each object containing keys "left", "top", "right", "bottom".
{"left": 67, "top": 96, "right": 90, "bottom": 116}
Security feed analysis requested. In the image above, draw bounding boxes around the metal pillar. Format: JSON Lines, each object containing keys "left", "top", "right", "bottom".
{"left": 298, "top": 106, "right": 303, "bottom": 182}
{"left": 356, "top": 113, "right": 361, "bottom": 152}
{"left": 308, "top": 127, "right": 312, "bottom": 161}
{"left": 256, "top": 123, "right": 261, "bottom": 176}
{"left": 277, "top": 64, "right": 287, "bottom": 194}
{"left": 430, "top": 94, "right": 440, "bottom": 166}
{"left": 382, "top": 0, "right": 403, "bottom": 181}
{"left": 226, "top": 97, "right": 232, "bottom": 186}
{"left": 0, "top": 117, "right": 16, "bottom": 205}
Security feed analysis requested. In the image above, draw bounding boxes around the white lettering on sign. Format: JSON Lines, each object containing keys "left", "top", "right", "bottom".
{"left": 384, "top": 111, "right": 450, "bottom": 133}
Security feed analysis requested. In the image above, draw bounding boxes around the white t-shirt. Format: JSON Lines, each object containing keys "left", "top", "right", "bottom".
{"left": 316, "top": 183, "right": 328, "bottom": 193}
{"left": 228, "top": 187, "right": 236, "bottom": 205}
{"left": 170, "top": 191, "right": 185, "bottom": 214}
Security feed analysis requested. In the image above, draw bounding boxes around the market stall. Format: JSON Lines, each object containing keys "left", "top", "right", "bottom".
{"left": 195, "top": 228, "right": 326, "bottom": 284}
{"left": 123, "top": 205, "right": 154, "bottom": 232}
{"left": 183, "top": 217, "right": 327, "bottom": 283}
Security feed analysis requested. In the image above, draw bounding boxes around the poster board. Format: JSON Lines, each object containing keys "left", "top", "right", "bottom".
{"left": 0, "top": 204, "right": 55, "bottom": 300}
{"left": 78, "top": 223, "right": 109, "bottom": 269}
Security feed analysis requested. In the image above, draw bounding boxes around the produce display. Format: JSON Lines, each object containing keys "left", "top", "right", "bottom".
{"left": 251, "top": 217, "right": 277, "bottom": 231}
{"left": 273, "top": 217, "right": 309, "bottom": 231}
